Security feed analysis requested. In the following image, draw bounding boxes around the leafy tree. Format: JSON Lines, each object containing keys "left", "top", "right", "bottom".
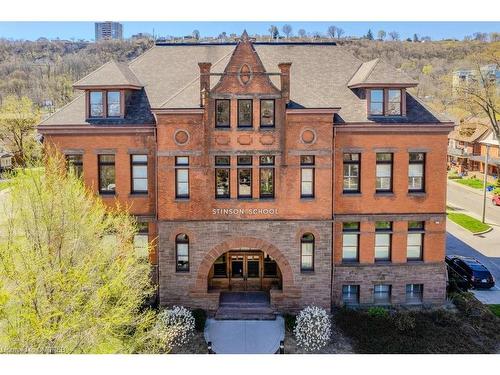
{"left": 422, "top": 64, "right": 433, "bottom": 75}
{"left": 192, "top": 30, "right": 200, "bottom": 40}
{"left": 268, "top": 25, "right": 279, "bottom": 40}
{"left": 453, "top": 45, "right": 500, "bottom": 147}
{"left": 388, "top": 31, "right": 400, "bottom": 41}
{"left": 377, "top": 30, "right": 386, "bottom": 41}
{"left": 298, "top": 29, "right": 307, "bottom": 38}
{"left": 327, "top": 25, "right": 337, "bottom": 39}
{"left": 282, "top": 24, "right": 292, "bottom": 39}
{"left": 0, "top": 96, "right": 41, "bottom": 166}
{"left": 0, "top": 152, "right": 155, "bottom": 353}
{"left": 366, "top": 29, "right": 374, "bottom": 40}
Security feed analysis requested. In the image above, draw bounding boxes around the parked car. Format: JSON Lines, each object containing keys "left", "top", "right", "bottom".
{"left": 445, "top": 255, "right": 495, "bottom": 289}
{"left": 492, "top": 195, "right": 500, "bottom": 206}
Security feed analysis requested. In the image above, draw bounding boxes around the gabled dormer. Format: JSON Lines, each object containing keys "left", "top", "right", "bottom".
{"left": 348, "top": 58, "right": 417, "bottom": 118}
{"left": 73, "top": 60, "right": 143, "bottom": 120}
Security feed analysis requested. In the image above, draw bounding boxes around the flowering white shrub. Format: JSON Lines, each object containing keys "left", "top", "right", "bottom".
{"left": 144, "top": 306, "right": 195, "bottom": 353}
{"left": 294, "top": 305, "right": 331, "bottom": 352}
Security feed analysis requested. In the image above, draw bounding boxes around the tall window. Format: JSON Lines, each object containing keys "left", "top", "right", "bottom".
{"left": 134, "top": 222, "right": 149, "bottom": 260}
{"left": 66, "top": 154, "right": 83, "bottom": 178}
{"left": 107, "top": 91, "right": 121, "bottom": 117}
{"left": 408, "top": 152, "right": 425, "bottom": 192}
{"left": 369, "top": 89, "right": 384, "bottom": 115}
{"left": 300, "top": 233, "right": 314, "bottom": 271}
{"left": 175, "top": 156, "right": 189, "bottom": 199}
{"left": 375, "top": 221, "right": 392, "bottom": 261}
{"left": 260, "top": 99, "right": 275, "bottom": 128}
{"left": 342, "top": 285, "right": 360, "bottom": 306}
{"left": 89, "top": 91, "right": 104, "bottom": 117}
{"left": 175, "top": 233, "right": 189, "bottom": 272}
{"left": 98, "top": 155, "right": 115, "bottom": 194}
{"left": 215, "top": 156, "right": 230, "bottom": 199}
{"left": 342, "top": 222, "right": 360, "bottom": 262}
{"left": 215, "top": 99, "right": 230, "bottom": 127}
{"left": 373, "top": 284, "right": 391, "bottom": 304}
{"left": 238, "top": 99, "right": 253, "bottom": 128}
{"left": 406, "top": 284, "right": 423, "bottom": 304}
{"left": 300, "top": 155, "right": 315, "bottom": 198}
{"left": 131, "top": 155, "right": 148, "bottom": 194}
{"left": 259, "top": 155, "right": 275, "bottom": 198}
{"left": 376, "top": 153, "right": 393, "bottom": 192}
{"left": 407, "top": 221, "right": 424, "bottom": 261}
{"left": 237, "top": 156, "right": 252, "bottom": 198}
{"left": 343, "top": 153, "right": 360, "bottom": 193}
{"left": 387, "top": 89, "right": 402, "bottom": 116}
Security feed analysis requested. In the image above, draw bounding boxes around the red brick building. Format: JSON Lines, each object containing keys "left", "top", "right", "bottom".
{"left": 38, "top": 32, "right": 453, "bottom": 312}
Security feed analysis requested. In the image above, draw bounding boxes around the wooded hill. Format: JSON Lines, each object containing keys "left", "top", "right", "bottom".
{"left": 0, "top": 37, "right": 496, "bottom": 120}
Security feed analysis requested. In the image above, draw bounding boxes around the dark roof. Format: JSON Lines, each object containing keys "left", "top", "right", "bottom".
{"left": 41, "top": 42, "right": 448, "bottom": 126}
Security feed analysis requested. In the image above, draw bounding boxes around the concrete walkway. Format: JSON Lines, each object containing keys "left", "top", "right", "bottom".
{"left": 204, "top": 316, "right": 285, "bottom": 354}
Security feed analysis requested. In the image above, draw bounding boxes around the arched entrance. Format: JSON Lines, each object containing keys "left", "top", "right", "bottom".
{"left": 208, "top": 249, "right": 282, "bottom": 292}
{"left": 193, "top": 237, "right": 296, "bottom": 294}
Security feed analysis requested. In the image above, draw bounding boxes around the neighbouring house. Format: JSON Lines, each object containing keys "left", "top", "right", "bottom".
{"left": 0, "top": 148, "right": 13, "bottom": 172}
{"left": 38, "top": 31, "right": 453, "bottom": 313}
{"left": 447, "top": 120, "right": 489, "bottom": 173}
{"left": 478, "top": 131, "right": 500, "bottom": 179}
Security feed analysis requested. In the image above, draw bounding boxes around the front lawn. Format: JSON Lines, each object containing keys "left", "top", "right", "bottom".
{"left": 454, "top": 178, "right": 495, "bottom": 190}
{"left": 335, "top": 293, "right": 500, "bottom": 354}
{"left": 447, "top": 210, "right": 491, "bottom": 233}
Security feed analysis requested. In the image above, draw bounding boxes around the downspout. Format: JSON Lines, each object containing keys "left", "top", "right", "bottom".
{"left": 331, "top": 124, "right": 337, "bottom": 312}
{"left": 153, "top": 115, "right": 160, "bottom": 301}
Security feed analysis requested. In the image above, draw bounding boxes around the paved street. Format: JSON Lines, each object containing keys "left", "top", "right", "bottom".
{"left": 447, "top": 179, "right": 500, "bottom": 226}
{"left": 446, "top": 181, "right": 500, "bottom": 303}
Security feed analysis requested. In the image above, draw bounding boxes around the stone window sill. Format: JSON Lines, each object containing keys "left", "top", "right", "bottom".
{"left": 407, "top": 192, "right": 426, "bottom": 197}
{"left": 342, "top": 192, "right": 362, "bottom": 196}
{"left": 129, "top": 193, "right": 149, "bottom": 198}
{"left": 374, "top": 192, "right": 395, "bottom": 197}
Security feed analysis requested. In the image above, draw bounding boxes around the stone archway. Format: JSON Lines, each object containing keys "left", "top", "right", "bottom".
{"left": 192, "top": 236, "right": 296, "bottom": 294}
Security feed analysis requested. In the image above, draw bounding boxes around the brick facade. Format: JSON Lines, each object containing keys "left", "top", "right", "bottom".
{"left": 39, "top": 33, "right": 454, "bottom": 313}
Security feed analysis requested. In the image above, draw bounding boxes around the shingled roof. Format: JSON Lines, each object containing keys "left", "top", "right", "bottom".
{"left": 40, "top": 42, "right": 448, "bottom": 126}
{"left": 348, "top": 58, "right": 418, "bottom": 88}
{"left": 73, "top": 60, "right": 143, "bottom": 89}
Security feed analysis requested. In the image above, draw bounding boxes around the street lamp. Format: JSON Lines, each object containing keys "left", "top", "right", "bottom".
{"left": 482, "top": 144, "right": 491, "bottom": 223}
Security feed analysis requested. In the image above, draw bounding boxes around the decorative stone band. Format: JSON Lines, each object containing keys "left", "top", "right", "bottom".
{"left": 333, "top": 212, "right": 446, "bottom": 223}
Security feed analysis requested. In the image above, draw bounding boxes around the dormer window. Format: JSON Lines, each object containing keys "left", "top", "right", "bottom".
{"left": 88, "top": 90, "right": 123, "bottom": 119}
{"left": 107, "top": 91, "right": 121, "bottom": 117}
{"left": 368, "top": 88, "right": 404, "bottom": 117}
{"left": 90, "top": 91, "right": 104, "bottom": 117}
{"left": 369, "top": 89, "right": 384, "bottom": 115}
{"left": 387, "top": 89, "right": 401, "bottom": 115}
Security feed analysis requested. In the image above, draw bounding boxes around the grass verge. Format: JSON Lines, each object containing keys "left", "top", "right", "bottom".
{"left": 488, "top": 305, "right": 500, "bottom": 318}
{"left": 447, "top": 209, "right": 491, "bottom": 233}
{"left": 454, "top": 178, "right": 495, "bottom": 190}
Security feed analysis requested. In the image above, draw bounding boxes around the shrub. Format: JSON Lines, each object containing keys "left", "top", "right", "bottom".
{"left": 294, "top": 306, "right": 331, "bottom": 352}
{"left": 284, "top": 313, "right": 296, "bottom": 332}
{"left": 144, "top": 306, "right": 195, "bottom": 353}
{"left": 192, "top": 308, "right": 207, "bottom": 332}
{"left": 392, "top": 312, "right": 416, "bottom": 332}
{"left": 493, "top": 187, "right": 500, "bottom": 196}
{"left": 367, "top": 306, "right": 389, "bottom": 318}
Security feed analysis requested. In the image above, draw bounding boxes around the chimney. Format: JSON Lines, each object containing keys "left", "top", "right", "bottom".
{"left": 278, "top": 62, "right": 292, "bottom": 104}
{"left": 198, "top": 62, "right": 212, "bottom": 107}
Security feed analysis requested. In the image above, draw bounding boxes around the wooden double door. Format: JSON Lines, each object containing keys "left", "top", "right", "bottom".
{"left": 229, "top": 251, "right": 263, "bottom": 291}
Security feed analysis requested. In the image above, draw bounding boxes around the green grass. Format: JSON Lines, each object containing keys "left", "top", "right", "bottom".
{"left": 454, "top": 178, "right": 495, "bottom": 190}
{"left": 447, "top": 210, "right": 491, "bottom": 233}
{"left": 488, "top": 305, "right": 500, "bottom": 317}
{"left": 0, "top": 180, "right": 11, "bottom": 191}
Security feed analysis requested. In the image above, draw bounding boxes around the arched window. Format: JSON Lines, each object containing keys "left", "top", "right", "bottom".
{"left": 300, "top": 233, "right": 314, "bottom": 271}
{"left": 176, "top": 234, "right": 189, "bottom": 272}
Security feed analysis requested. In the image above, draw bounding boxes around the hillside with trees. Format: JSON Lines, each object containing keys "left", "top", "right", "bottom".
{"left": 0, "top": 35, "right": 497, "bottom": 123}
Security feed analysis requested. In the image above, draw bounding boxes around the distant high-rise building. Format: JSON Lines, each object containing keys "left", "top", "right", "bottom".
{"left": 95, "top": 22, "right": 123, "bottom": 41}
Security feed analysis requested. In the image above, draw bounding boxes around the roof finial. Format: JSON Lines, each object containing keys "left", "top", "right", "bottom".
{"left": 241, "top": 30, "right": 249, "bottom": 42}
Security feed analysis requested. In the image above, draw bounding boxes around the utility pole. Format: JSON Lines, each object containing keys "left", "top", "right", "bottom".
{"left": 482, "top": 144, "right": 490, "bottom": 223}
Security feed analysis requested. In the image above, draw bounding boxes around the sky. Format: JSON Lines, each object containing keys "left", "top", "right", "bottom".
{"left": 0, "top": 21, "right": 498, "bottom": 41}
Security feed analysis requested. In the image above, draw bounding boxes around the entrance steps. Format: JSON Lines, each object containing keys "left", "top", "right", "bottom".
{"left": 215, "top": 291, "right": 276, "bottom": 320}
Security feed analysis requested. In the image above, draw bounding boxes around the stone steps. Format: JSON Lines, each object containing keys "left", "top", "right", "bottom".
{"left": 215, "top": 306, "right": 276, "bottom": 320}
